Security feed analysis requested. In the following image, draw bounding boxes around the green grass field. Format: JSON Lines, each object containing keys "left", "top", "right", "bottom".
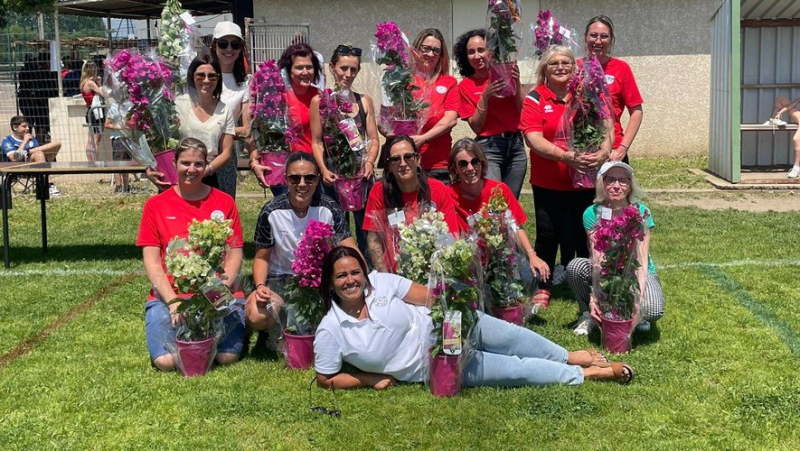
{"left": 2, "top": 156, "right": 799, "bottom": 449}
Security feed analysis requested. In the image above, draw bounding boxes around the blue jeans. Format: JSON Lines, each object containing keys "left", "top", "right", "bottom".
{"left": 462, "top": 312, "right": 584, "bottom": 386}
{"left": 476, "top": 134, "right": 528, "bottom": 199}
{"left": 144, "top": 298, "right": 245, "bottom": 361}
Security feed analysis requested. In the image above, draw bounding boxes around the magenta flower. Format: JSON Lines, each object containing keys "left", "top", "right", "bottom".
{"left": 291, "top": 220, "right": 334, "bottom": 288}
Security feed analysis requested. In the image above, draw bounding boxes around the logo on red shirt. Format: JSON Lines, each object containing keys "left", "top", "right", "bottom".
{"left": 544, "top": 105, "right": 553, "bottom": 113}
{"left": 605, "top": 74, "right": 615, "bottom": 85}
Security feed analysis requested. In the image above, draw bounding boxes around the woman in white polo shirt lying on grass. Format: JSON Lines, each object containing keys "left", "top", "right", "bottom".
{"left": 313, "top": 246, "right": 635, "bottom": 390}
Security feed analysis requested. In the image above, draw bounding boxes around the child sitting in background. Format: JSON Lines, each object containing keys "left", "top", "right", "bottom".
{"left": 1, "top": 115, "right": 62, "bottom": 195}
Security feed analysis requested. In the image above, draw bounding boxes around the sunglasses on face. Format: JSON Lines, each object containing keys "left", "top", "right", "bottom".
{"left": 308, "top": 377, "right": 341, "bottom": 418}
{"left": 419, "top": 45, "right": 442, "bottom": 56}
{"left": 217, "top": 38, "right": 243, "bottom": 50}
{"left": 335, "top": 45, "right": 362, "bottom": 56}
{"left": 387, "top": 152, "right": 419, "bottom": 166}
{"left": 588, "top": 33, "right": 611, "bottom": 41}
{"left": 194, "top": 72, "right": 219, "bottom": 82}
{"left": 603, "top": 176, "right": 630, "bottom": 186}
{"left": 287, "top": 173, "right": 320, "bottom": 185}
{"left": 456, "top": 157, "right": 482, "bottom": 170}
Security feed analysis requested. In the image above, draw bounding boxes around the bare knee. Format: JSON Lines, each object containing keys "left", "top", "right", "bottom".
{"left": 215, "top": 352, "right": 239, "bottom": 365}
{"left": 244, "top": 292, "right": 277, "bottom": 331}
{"left": 152, "top": 354, "right": 176, "bottom": 372}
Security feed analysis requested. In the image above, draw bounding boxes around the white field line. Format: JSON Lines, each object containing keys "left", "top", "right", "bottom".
{"left": 660, "top": 259, "right": 800, "bottom": 270}
{"left": 0, "top": 259, "right": 798, "bottom": 277}
{"left": 0, "top": 268, "right": 144, "bottom": 277}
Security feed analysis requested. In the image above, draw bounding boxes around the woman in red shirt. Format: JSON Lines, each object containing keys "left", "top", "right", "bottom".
{"left": 363, "top": 136, "right": 465, "bottom": 272}
{"left": 454, "top": 29, "right": 527, "bottom": 198}
{"left": 407, "top": 28, "right": 460, "bottom": 183}
{"left": 80, "top": 61, "right": 106, "bottom": 162}
{"left": 447, "top": 138, "right": 549, "bottom": 287}
{"left": 520, "top": 46, "right": 611, "bottom": 306}
{"left": 137, "top": 137, "right": 245, "bottom": 372}
{"left": 250, "top": 42, "right": 322, "bottom": 197}
{"left": 581, "top": 15, "right": 643, "bottom": 163}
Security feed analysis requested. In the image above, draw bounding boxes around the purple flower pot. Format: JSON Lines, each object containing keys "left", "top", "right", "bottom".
{"left": 176, "top": 337, "right": 215, "bottom": 377}
{"left": 390, "top": 119, "right": 418, "bottom": 136}
{"left": 491, "top": 304, "right": 524, "bottom": 326}
{"left": 153, "top": 149, "right": 179, "bottom": 185}
{"left": 334, "top": 176, "right": 366, "bottom": 212}
{"left": 284, "top": 331, "right": 315, "bottom": 370}
{"left": 429, "top": 353, "right": 461, "bottom": 397}
{"left": 601, "top": 317, "right": 634, "bottom": 354}
{"left": 489, "top": 62, "right": 517, "bottom": 98}
{"left": 260, "top": 152, "right": 290, "bottom": 187}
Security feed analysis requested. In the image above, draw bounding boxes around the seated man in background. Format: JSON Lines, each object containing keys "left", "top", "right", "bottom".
{"left": 1, "top": 115, "right": 62, "bottom": 195}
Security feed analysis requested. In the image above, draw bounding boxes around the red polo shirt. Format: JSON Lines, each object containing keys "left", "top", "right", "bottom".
{"left": 578, "top": 57, "right": 643, "bottom": 148}
{"left": 449, "top": 179, "right": 527, "bottom": 225}
{"left": 414, "top": 74, "right": 460, "bottom": 170}
{"left": 519, "top": 84, "right": 578, "bottom": 191}
{"left": 286, "top": 87, "right": 319, "bottom": 153}
{"left": 458, "top": 75, "right": 520, "bottom": 137}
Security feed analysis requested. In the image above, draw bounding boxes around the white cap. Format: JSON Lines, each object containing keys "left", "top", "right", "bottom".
{"left": 213, "top": 22, "right": 243, "bottom": 40}
{"left": 597, "top": 161, "right": 634, "bottom": 178}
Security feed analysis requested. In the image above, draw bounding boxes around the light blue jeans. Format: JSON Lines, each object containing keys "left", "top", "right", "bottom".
{"left": 475, "top": 134, "right": 528, "bottom": 199}
{"left": 462, "top": 312, "right": 584, "bottom": 386}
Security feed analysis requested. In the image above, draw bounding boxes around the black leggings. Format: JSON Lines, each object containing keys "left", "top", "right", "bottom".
{"left": 531, "top": 185, "right": 594, "bottom": 288}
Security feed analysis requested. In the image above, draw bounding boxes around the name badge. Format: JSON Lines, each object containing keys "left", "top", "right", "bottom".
{"left": 601, "top": 207, "right": 612, "bottom": 220}
{"left": 388, "top": 209, "right": 406, "bottom": 227}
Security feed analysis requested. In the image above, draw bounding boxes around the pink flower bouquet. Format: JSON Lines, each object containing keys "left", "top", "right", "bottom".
{"left": 485, "top": 0, "right": 523, "bottom": 97}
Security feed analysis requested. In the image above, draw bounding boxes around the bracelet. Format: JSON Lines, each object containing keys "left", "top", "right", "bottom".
{"left": 255, "top": 282, "right": 267, "bottom": 290}
{"left": 620, "top": 144, "right": 629, "bottom": 149}
{"left": 476, "top": 104, "right": 486, "bottom": 113}
{"left": 365, "top": 160, "right": 375, "bottom": 166}
{"left": 525, "top": 248, "right": 535, "bottom": 254}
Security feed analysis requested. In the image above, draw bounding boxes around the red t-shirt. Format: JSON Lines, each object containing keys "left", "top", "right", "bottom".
{"left": 414, "top": 74, "right": 460, "bottom": 170}
{"left": 578, "top": 58, "right": 643, "bottom": 148}
{"left": 519, "top": 84, "right": 579, "bottom": 191}
{"left": 286, "top": 87, "right": 319, "bottom": 153}
{"left": 449, "top": 179, "right": 527, "bottom": 225}
{"left": 363, "top": 178, "right": 466, "bottom": 270}
{"left": 458, "top": 76, "right": 520, "bottom": 137}
{"left": 136, "top": 188, "right": 244, "bottom": 299}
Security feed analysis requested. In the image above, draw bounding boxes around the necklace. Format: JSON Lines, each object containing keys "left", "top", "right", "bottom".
{"left": 343, "top": 303, "right": 365, "bottom": 317}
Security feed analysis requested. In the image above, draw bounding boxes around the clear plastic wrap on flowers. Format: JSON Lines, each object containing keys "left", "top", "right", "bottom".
{"left": 163, "top": 217, "right": 239, "bottom": 376}
{"left": 590, "top": 204, "right": 649, "bottom": 353}
{"left": 158, "top": 0, "right": 203, "bottom": 90}
{"left": 371, "top": 21, "right": 430, "bottom": 135}
{"left": 104, "top": 49, "right": 181, "bottom": 168}
{"left": 424, "top": 238, "right": 483, "bottom": 396}
{"left": 557, "top": 57, "right": 613, "bottom": 188}
{"left": 530, "top": 10, "right": 581, "bottom": 59}
{"left": 396, "top": 208, "right": 454, "bottom": 285}
{"left": 485, "top": 0, "right": 523, "bottom": 98}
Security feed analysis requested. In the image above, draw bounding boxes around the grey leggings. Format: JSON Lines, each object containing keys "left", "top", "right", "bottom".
{"left": 566, "top": 257, "right": 665, "bottom": 323}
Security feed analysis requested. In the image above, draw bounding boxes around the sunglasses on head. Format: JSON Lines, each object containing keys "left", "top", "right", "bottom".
{"left": 456, "top": 157, "right": 482, "bottom": 169}
{"left": 387, "top": 152, "right": 419, "bottom": 165}
{"left": 335, "top": 45, "right": 362, "bottom": 57}
{"left": 216, "top": 38, "right": 243, "bottom": 50}
{"left": 308, "top": 377, "right": 341, "bottom": 418}
{"left": 193, "top": 72, "right": 219, "bottom": 82}
{"left": 286, "top": 173, "right": 319, "bottom": 185}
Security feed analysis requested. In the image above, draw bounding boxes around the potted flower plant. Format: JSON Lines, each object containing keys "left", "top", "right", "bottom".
{"left": 591, "top": 205, "right": 649, "bottom": 353}
{"left": 485, "top": 0, "right": 523, "bottom": 97}
{"left": 374, "top": 21, "right": 429, "bottom": 135}
{"left": 158, "top": 0, "right": 201, "bottom": 90}
{"left": 396, "top": 210, "right": 453, "bottom": 284}
{"left": 318, "top": 88, "right": 366, "bottom": 211}
{"left": 472, "top": 187, "right": 526, "bottom": 325}
{"left": 282, "top": 220, "right": 334, "bottom": 369}
{"left": 250, "top": 59, "right": 300, "bottom": 186}
{"left": 532, "top": 10, "right": 572, "bottom": 57}
{"left": 427, "top": 239, "right": 482, "bottom": 397}
{"left": 105, "top": 50, "right": 181, "bottom": 183}
{"left": 165, "top": 218, "right": 236, "bottom": 377}
{"left": 560, "top": 57, "right": 613, "bottom": 188}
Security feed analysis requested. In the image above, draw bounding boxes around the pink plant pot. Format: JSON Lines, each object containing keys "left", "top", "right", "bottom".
{"left": 489, "top": 62, "right": 517, "bottom": 98}
{"left": 334, "top": 176, "right": 366, "bottom": 212}
{"left": 284, "top": 331, "right": 315, "bottom": 370}
{"left": 259, "top": 152, "right": 290, "bottom": 187}
{"left": 491, "top": 304, "right": 524, "bottom": 326}
{"left": 429, "top": 353, "right": 461, "bottom": 397}
{"left": 390, "top": 119, "right": 418, "bottom": 136}
{"left": 176, "top": 337, "right": 215, "bottom": 377}
{"left": 601, "top": 317, "right": 635, "bottom": 354}
{"left": 153, "top": 149, "right": 179, "bottom": 185}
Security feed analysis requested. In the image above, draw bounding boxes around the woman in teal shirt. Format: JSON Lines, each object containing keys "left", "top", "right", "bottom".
{"left": 566, "top": 161, "right": 664, "bottom": 335}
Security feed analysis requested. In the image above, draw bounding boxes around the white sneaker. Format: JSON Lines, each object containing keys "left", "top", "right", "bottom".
{"left": 49, "top": 183, "right": 61, "bottom": 196}
{"left": 573, "top": 312, "right": 594, "bottom": 336}
{"left": 788, "top": 166, "right": 800, "bottom": 178}
{"left": 772, "top": 118, "right": 788, "bottom": 126}
{"left": 552, "top": 265, "right": 567, "bottom": 285}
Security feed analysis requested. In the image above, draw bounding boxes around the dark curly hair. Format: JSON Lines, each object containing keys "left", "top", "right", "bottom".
{"left": 453, "top": 29, "right": 486, "bottom": 78}
{"left": 278, "top": 43, "right": 321, "bottom": 85}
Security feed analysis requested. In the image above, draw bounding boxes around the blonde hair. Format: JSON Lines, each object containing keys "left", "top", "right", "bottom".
{"left": 534, "top": 45, "right": 576, "bottom": 87}
{"left": 412, "top": 28, "right": 450, "bottom": 78}
{"left": 80, "top": 61, "right": 97, "bottom": 87}
{"left": 593, "top": 169, "right": 646, "bottom": 205}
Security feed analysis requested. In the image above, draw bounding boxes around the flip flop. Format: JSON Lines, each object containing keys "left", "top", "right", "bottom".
{"left": 592, "top": 361, "right": 635, "bottom": 384}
